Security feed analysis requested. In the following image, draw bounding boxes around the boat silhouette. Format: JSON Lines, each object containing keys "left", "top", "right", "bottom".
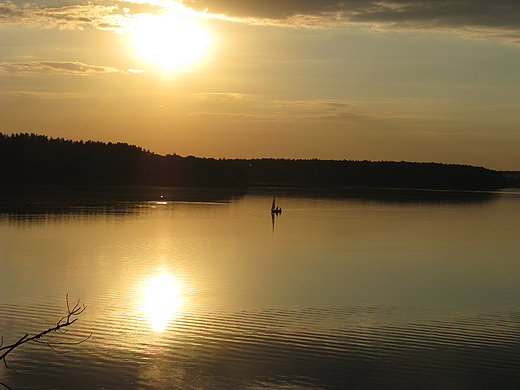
{"left": 271, "top": 196, "right": 282, "bottom": 214}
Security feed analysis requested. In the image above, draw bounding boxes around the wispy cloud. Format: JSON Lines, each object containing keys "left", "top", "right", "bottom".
{"left": 0, "top": 1, "right": 215, "bottom": 33}
{"left": 0, "top": 61, "right": 119, "bottom": 74}
{"left": 4, "top": 91, "right": 87, "bottom": 99}
{"left": 189, "top": 99, "right": 394, "bottom": 122}
{"left": 265, "top": 99, "right": 436, "bottom": 122}
{"left": 191, "top": 93, "right": 246, "bottom": 100}
{"left": 272, "top": 100, "right": 375, "bottom": 121}
{"left": 0, "top": 2, "right": 129, "bottom": 32}
{"left": 124, "top": 68, "right": 146, "bottom": 74}
{"left": 189, "top": 111, "right": 258, "bottom": 117}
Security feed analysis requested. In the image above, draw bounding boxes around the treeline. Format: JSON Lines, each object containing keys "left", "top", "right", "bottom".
{"left": 0, "top": 133, "right": 247, "bottom": 187}
{"left": 501, "top": 171, "right": 520, "bottom": 188}
{"left": 231, "top": 159, "right": 507, "bottom": 190}
{"left": 0, "top": 133, "right": 508, "bottom": 190}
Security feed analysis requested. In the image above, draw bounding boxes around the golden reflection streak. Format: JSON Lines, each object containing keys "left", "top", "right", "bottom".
{"left": 144, "top": 273, "right": 184, "bottom": 331}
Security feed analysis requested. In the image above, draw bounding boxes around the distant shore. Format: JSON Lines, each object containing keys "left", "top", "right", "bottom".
{"left": 0, "top": 133, "right": 511, "bottom": 191}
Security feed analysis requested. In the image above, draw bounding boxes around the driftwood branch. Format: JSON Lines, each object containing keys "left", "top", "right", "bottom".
{"left": 0, "top": 295, "right": 90, "bottom": 389}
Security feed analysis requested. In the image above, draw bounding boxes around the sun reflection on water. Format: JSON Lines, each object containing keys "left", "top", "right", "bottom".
{"left": 144, "top": 273, "right": 184, "bottom": 331}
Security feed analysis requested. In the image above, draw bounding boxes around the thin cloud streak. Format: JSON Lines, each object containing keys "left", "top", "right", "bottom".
{"left": 5, "top": 91, "right": 87, "bottom": 99}
{"left": 189, "top": 99, "right": 424, "bottom": 122}
{"left": 273, "top": 100, "right": 375, "bottom": 121}
{"left": 192, "top": 93, "right": 246, "bottom": 100}
{"left": 189, "top": 112, "right": 258, "bottom": 118}
{"left": 0, "top": 61, "right": 120, "bottom": 74}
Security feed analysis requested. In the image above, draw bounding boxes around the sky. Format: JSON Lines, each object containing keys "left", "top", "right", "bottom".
{"left": 1, "top": 0, "right": 520, "bottom": 170}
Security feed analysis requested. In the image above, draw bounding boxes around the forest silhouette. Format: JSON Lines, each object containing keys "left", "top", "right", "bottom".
{"left": 0, "top": 133, "right": 508, "bottom": 190}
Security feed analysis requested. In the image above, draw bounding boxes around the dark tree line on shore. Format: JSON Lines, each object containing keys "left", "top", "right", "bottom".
{"left": 501, "top": 171, "right": 520, "bottom": 188}
{"left": 0, "top": 133, "right": 508, "bottom": 190}
{"left": 231, "top": 158, "right": 507, "bottom": 190}
{"left": 0, "top": 133, "right": 247, "bottom": 187}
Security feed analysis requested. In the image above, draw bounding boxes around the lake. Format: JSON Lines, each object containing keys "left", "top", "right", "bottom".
{"left": 1, "top": 185, "right": 520, "bottom": 389}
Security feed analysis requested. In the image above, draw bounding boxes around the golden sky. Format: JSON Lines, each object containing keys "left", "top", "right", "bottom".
{"left": 1, "top": 0, "right": 520, "bottom": 170}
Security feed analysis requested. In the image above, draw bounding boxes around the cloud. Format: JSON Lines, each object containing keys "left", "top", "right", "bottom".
{"left": 189, "top": 97, "right": 453, "bottom": 126}
{"left": 4, "top": 0, "right": 520, "bottom": 43}
{"left": 0, "top": 1, "right": 211, "bottom": 33}
{"left": 189, "top": 111, "right": 258, "bottom": 117}
{"left": 189, "top": 99, "right": 386, "bottom": 121}
{"left": 191, "top": 92, "right": 246, "bottom": 100}
{"left": 186, "top": 0, "right": 520, "bottom": 27}
{"left": 272, "top": 100, "right": 373, "bottom": 120}
{"left": 185, "top": 0, "right": 520, "bottom": 42}
{"left": 0, "top": 61, "right": 119, "bottom": 74}
{"left": 0, "top": 2, "right": 128, "bottom": 31}
{"left": 125, "top": 68, "right": 146, "bottom": 74}
{"left": 4, "top": 91, "right": 87, "bottom": 99}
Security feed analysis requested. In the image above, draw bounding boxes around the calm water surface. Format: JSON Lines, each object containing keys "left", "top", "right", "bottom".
{"left": 1, "top": 186, "right": 520, "bottom": 389}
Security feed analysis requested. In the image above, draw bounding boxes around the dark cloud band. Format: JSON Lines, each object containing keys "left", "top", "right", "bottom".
{"left": 187, "top": 0, "right": 520, "bottom": 30}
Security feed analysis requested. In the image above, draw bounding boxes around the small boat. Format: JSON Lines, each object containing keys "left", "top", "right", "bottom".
{"left": 271, "top": 196, "right": 282, "bottom": 214}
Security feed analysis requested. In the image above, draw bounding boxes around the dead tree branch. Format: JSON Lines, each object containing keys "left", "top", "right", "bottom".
{"left": 0, "top": 295, "right": 91, "bottom": 389}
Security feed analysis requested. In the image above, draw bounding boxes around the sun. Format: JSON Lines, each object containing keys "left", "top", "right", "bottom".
{"left": 131, "top": 12, "right": 210, "bottom": 70}
{"left": 144, "top": 273, "right": 184, "bottom": 331}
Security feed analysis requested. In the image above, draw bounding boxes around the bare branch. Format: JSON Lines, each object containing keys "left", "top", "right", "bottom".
{"left": 0, "top": 381, "right": 13, "bottom": 390}
{"left": 0, "top": 296, "right": 90, "bottom": 389}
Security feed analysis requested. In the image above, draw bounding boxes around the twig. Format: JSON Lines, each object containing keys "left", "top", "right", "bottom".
{"left": 0, "top": 295, "right": 90, "bottom": 389}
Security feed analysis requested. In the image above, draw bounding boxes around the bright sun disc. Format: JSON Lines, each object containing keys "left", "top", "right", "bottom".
{"left": 144, "top": 273, "right": 183, "bottom": 331}
{"left": 131, "top": 13, "right": 210, "bottom": 70}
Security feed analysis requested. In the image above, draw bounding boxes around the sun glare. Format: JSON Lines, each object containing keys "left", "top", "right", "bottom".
{"left": 144, "top": 273, "right": 183, "bottom": 331}
{"left": 131, "top": 12, "right": 210, "bottom": 70}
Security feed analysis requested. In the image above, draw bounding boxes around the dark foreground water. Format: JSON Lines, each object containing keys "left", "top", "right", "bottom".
{"left": 1, "top": 186, "right": 520, "bottom": 389}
